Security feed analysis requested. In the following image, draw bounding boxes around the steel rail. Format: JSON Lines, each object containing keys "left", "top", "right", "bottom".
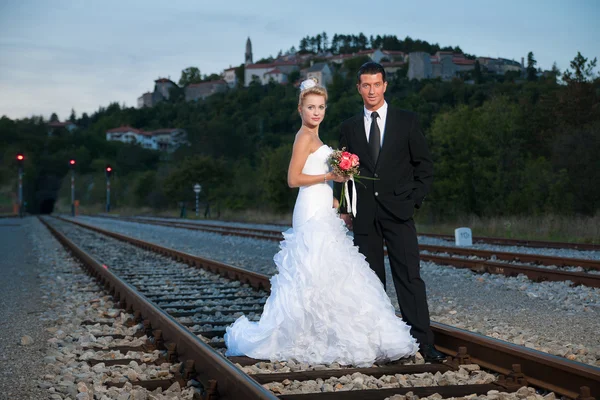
{"left": 98, "top": 216, "right": 600, "bottom": 268}
{"left": 40, "top": 217, "right": 278, "bottom": 400}
{"left": 421, "top": 232, "right": 600, "bottom": 251}
{"left": 90, "top": 216, "right": 600, "bottom": 287}
{"left": 419, "top": 244, "right": 600, "bottom": 270}
{"left": 55, "top": 215, "right": 600, "bottom": 398}
{"left": 121, "top": 215, "right": 600, "bottom": 251}
{"left": 420, "top": 254, "right": 600, "bottom": 288}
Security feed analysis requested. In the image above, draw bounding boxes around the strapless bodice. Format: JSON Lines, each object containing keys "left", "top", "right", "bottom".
{"left": 293, "top": 145, "right": 333, "bottom": 228}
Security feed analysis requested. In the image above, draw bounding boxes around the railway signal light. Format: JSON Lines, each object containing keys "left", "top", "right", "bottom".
{"left": 16, "top": 154, "right": 25, "bottom": 217}
{"left": 69, "top": 159, "right": 76, "bottom": 168}
{"left": 105, "top": 165, "right": 112, "bottom": 179}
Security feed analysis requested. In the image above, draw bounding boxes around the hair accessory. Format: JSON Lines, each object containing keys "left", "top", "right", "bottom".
{"left": 299, "top": 77, "right": 318, "bottom": 91}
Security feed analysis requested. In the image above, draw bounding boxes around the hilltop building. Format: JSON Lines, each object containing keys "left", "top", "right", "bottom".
{"left": 136, "top": 37, "right": 526, "bottom": 104}
{"left": 223, "top": 66, "right": 238, "bottom": 88}
{"left": 105, "top": 126, "right": 188, "bottom": 152}
{"left": 301, "top": 62, "right": 333, "bottom": 87}
{"left": 137, "top": 78, "right": 177, "bottom": 108}
{"left": 245, "top": 37, "right": 253, "bottom": 65}
{"left": 185, "top": 80, "right": 228, "bottom": 101}
{"left": 47, "top": 120, "right": 77, "bottom": 136}
{"left": 408, "top": 51, "right": 523, "bottom": 81}
{"left": 244, "top": 61, "right": 299, "bottom": 86}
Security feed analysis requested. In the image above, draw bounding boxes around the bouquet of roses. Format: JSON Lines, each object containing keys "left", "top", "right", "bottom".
{"left": 328, "top": 148, "right": 360, "bottom": 177}
{"left": 328, "top": 148, "right": 375, "bottom": 216}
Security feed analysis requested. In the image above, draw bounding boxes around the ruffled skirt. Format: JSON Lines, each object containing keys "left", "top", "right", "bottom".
{"left": 224, "top": 207, "right": 418, "bottom": 366}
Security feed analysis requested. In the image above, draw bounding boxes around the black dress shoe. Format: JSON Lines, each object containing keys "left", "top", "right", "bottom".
{"left": 419, "top": 345, "right": 446, "bottom": 362}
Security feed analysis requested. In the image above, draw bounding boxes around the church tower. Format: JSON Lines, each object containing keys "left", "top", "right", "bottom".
{"left": 245, "top": 37, "right": 253, "bottom": 65}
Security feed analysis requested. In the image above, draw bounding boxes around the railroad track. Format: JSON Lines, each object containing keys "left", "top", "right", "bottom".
{"left": 122, "top": 215, "right": 600, "bottom": 251}
{"left": 41, "top": 216, "right": 599, "bottom": 399}
{"left": 94, "top": 215, "right": 600, "bottom": 288}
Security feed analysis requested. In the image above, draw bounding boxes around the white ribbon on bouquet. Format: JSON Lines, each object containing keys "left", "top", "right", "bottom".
{"left": 343, "top": 176, "right": 358, "bottom": 217}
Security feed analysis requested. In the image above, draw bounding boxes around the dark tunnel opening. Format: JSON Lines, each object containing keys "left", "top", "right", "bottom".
{"left": 39, "top": 198, "right": 55, "bottom": 214}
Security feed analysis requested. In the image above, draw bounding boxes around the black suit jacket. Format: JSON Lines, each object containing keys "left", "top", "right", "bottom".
{"left": 338, "top": 106, "right": 433, "bottom": 234}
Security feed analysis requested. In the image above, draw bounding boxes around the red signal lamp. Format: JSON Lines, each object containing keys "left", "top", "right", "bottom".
{"left": 69, "top": 159, "right": 76, "bottom": 165}
{"left": 17, "top": 154, "right": 25, "bottom": 161}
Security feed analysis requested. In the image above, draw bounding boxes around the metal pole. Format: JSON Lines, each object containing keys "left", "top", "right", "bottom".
{"left": 18, "top": 167, "right": 23, "bottom": 218}
{"left": 71, "top": 170, "right": 75, "bottom": 217}
{"left": 106, "top": 177, "right": 111, "bottom": 212}
{"left": 195, "top": 193, "right": 199, "bottom": 217}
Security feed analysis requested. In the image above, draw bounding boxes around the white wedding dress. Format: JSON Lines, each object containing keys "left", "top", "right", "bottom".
{"left": 224, "top": 145, "right": 418, "bottom": 366}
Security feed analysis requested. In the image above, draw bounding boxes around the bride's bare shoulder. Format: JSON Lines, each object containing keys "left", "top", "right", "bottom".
{"left": 293, "top": 130, "right": 314, "bottom": 148}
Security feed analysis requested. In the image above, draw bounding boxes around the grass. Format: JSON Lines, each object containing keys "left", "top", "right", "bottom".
{"left": 415, "top": 213, "right": 600, "bottom": 245}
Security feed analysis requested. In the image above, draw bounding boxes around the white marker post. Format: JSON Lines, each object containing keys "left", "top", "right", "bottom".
{"left": 455, "top": 227, "right": 473, "bottom": 247}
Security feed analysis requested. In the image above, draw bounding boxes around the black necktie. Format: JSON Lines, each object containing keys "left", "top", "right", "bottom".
{"left": 369, "top": 111, "right": 381, "bottom": 164}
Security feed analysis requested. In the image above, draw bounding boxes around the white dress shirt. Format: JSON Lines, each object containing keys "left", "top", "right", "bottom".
{"left": 363, "top": 101, "right": 388, "bottom": 147}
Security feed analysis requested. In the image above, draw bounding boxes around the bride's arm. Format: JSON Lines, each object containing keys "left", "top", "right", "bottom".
{"left": 287, "top": 134, "right": 332, "bottom": 188}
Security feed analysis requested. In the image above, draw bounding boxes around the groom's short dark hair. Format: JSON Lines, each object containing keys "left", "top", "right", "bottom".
{"left": 357, "top": 62, "right": 386, "bottom": 83}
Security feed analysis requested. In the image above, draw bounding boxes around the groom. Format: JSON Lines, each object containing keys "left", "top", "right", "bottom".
{"left": 337, "top": 61, "right": 444, "bottom": 362}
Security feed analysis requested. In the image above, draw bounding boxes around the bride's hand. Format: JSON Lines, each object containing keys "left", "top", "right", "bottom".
{"left": 329, "top": 173, "right": 348, "bottom": 183}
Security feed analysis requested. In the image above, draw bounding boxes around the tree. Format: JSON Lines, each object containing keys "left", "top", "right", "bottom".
{"left": 50, "top": 113, "right": 59, "bottom": 122}
{"left": 526, "top": 52, "right": 537, "bottom": 81}
{"left": 473, "top": 60, "right": 482, "bottom": 84}
{"left": 322, "top": 32, "right": 329, "bottom": 53}
{"left": 203, "top": 73, "right": 221, "bottom": 81}
{"left": 299, "top": 37, "right": 308, "bottom": 53}
{"left": 69, "top": 108, "right": 76, "bottom": 122}
{"left": 562, "top": 51, "right": 598, "bottom": 84}
{"left": 235, "top": 64, "right": 245, "bottom": 88}
{"left": 80, "top": 113, "right": 90, "bottom": 129}
{"left": 178, "top": 67, "right": 202, "bottom": 87}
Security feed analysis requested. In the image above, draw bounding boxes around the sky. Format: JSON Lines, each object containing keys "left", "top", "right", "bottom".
{"left": 0, "top": 0, "right": 598, "bottom": 121}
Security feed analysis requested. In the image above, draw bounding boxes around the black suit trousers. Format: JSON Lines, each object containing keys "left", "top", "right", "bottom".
{"left": 353, "top": 216, "right": 434, "bottom": 346}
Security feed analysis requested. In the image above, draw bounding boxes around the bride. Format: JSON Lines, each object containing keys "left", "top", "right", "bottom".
{"left": 224, "top": 78, "right": 418, "bottom": 366}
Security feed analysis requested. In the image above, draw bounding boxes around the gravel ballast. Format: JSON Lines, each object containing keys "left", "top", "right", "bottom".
{"left": 73, "top": 216, "right": 600, "bottom": 367}
{"left": 0, "top": 217, "right": 51, "bottom": 400}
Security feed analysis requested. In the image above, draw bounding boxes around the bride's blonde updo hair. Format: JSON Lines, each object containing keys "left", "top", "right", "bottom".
{"left": 298, "top": 77, "right": 328, "bottom": 106}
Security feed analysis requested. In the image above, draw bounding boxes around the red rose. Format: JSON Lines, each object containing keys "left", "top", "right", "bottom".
{"left": 339, "top": 159, "right": 351, "bottom": 170}
{"left": 350, "top": 154, "right": 359, "bottom": 167}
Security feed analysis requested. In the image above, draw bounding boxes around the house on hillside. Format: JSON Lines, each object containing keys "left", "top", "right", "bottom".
{"left": 137, "top": 78, "right": 178, "bottom": 108}
{"left": 408, "top": 51, "right": 477, "bottom": 80}
{"left": 381, "top": 61, "right": 406, "bottom": 78}
{"left": 185, "top": 80, "right": 228, "bottom": 101}
{"left": 105, "top": 126, "right": 188, "bottom": 152}
{"left": 137, "top": 92, "right": 153, "bottom": 108}
{"left": 47, "top": 120, "right": 77, "bottom": 136}
{"left": 244, "top": 61, "right": 299, "bottom": 86}
{"left": 301, "top": 62, "right": 332, "bottom": 87}
{"left": 223, "top": 66, "right": 238, "bottom": 88}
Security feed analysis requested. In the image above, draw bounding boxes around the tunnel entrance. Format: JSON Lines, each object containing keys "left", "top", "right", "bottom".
{"left": 39, "top": 198, "right": 55, "bottom": 214}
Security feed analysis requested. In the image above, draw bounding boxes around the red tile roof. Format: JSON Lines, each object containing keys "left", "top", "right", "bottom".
{"left": 453, "top": 58, "right": 476, "bottom": 65}
{"left": 246, "top": 61, "right": 297, "bottom": 69}
{"left": 106, "top": 126, "right": 144, "bottom": 134}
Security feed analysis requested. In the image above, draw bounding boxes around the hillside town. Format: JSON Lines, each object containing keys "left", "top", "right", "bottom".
{"left": 136, "top": 37, "right": 527, "bottom": 108}
{"left": 65, "top": 37, "right": 525, "bottom": 153}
